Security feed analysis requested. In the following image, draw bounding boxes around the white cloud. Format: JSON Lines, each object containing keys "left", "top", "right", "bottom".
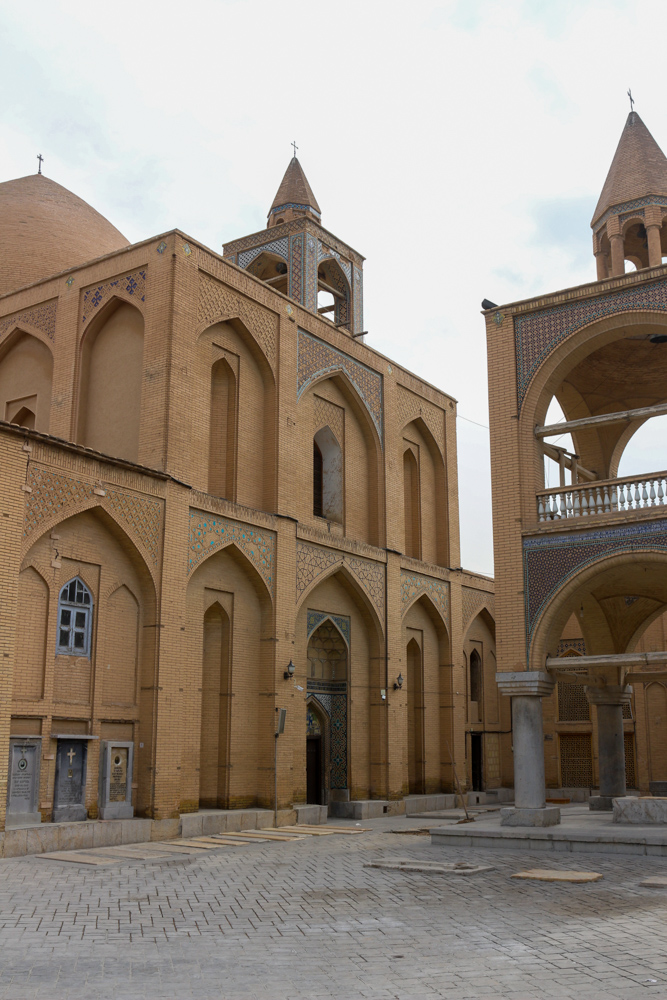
{"left": 2, "top": 0, "right": 666, "bottom": 575}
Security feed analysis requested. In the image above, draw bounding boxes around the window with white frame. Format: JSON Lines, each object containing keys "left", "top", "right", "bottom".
{"left": 56, "top": 578, "right": 93, "bottom": 656}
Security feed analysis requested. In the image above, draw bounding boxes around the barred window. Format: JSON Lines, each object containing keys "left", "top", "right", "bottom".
{"left": 56, "top": 578, "right": 93, "bottom": 657}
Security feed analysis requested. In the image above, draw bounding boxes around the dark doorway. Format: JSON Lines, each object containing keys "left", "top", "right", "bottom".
{"left": 471, "top": 733, "right": 483, "bottom": 792}
{"left": 307, "top": 736, "right": 322, "bottom": 804}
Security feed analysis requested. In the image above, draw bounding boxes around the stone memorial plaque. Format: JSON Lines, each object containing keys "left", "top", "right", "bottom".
{"left": 99, "top": 741, "right": 134, "bottom": 819}
{"left": 53, "top": 739, "right": 88, "bottom": 823}
{"left": 109, "top": 748, "right": 128, "bottom": 802}
{"left": 7, "top": 740, "right": 41, "bottom": 826}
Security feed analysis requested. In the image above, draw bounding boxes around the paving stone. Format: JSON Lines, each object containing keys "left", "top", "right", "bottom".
{"left": 510, "top": 869, "right": 603, "bottom": 883}
{"left": 0, "top": 814, "right": 666, "bottom": 997}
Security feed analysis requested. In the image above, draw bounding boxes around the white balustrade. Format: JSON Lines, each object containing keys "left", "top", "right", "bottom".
{"left": 537, "top": 472, "right": 667, "bottom": 521}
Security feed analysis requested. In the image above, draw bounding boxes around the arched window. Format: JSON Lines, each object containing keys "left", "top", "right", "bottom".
{"left": 403, "top": 447, "right": 421, "bottom": 559}
{"left": 313, "top": 426, "right": 343, "bottom": 523}
{"left": 56, "top": 577, "right": 93, "bottom": 657}
{"left": 470, "top": 648, "right": 482, "bottom": 705}
{"left": 313, "top": 439, "right": 324, "bottom": 517}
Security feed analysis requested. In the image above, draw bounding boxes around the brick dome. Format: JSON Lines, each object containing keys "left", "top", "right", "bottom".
{"left": 0, "top": 174, "right": 129, "bottom": 297}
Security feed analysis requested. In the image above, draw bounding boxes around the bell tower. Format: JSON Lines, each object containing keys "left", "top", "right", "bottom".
{"left": 592, "top": 111, "right": 667, "bottom": 279}
{"left": 223, "top": 156, "right": 364, "bottom": 336}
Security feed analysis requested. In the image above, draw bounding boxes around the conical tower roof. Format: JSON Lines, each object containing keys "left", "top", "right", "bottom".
{"left": 592, "top": 112, "right": 667, "bottom": 226}
{"left": 268, "top": 157, "right": 321, "bottom": 222}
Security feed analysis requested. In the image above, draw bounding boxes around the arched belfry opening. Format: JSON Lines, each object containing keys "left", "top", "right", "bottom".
{"left": 246, "top": 251, "right": 288, "bottom": 294}
{"left": 317, "top": 258, "right": 351, "bottom": 329}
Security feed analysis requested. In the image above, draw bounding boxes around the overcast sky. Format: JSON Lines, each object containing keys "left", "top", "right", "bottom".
{"left": 2, "top": 0, "right": 666, "bottom": 575}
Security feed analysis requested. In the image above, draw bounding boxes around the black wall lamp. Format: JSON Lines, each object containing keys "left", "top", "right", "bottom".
{"left": 393, "top": 674, "right": 403, "bottom": 691}
{"left": 284, "top": 660, "right": 296, "bottom": 680}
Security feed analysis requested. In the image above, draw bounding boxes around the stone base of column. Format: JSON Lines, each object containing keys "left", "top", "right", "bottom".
{"left": 500, "top": 806, "right": 561, "bottom": 827}
{"left": 589, "top": 795, "right": 614, "bottom": 811}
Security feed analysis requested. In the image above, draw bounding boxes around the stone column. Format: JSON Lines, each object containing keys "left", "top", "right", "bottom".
{"left": 586, "top": 685, "right": 631, "bottom": 810}
{"left": 496, "top": 672, "right": 560, "bottom": 827}
{"left": 610, "top": 233, "right": 625, "bottom": 277}
{"left": 594, "top": 251, "right": 608, "bottom": 281}
{"left": 647, "top": 223, "right": 662, "bottom": 268}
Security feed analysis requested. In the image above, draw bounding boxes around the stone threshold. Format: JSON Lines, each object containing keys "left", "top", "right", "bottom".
{"left": 431, "top": 821, "right": 667, "bottom": 857}
{"left": 1, "top": 804, "right": 328, "bottom": 860}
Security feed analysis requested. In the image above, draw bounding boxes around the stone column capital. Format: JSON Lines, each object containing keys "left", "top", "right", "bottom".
{"left": 585, "top": 684, "right": 632, "bottom": 707}
{"left": 495, "top": 671, "right": 555, "bottom": 698}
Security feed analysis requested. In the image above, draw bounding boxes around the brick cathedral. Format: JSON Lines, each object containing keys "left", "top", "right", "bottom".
{"left": 0, "top": 154, "right": 496, "bottom": 843}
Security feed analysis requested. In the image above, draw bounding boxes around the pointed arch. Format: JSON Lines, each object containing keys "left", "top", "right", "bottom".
{"left": 76, "top": 298, "right": 145, "bottom": 461}
{"left": 187, "top": 538, "right": 273, "bottom": 607}
{"left": 199, "top": 600, "right": 232, "bottom": 808}
{"left": 0, "top": 328, "right": 53, "bottom": 433}
{"left": 15, "top": 565, "right": 49, "bottom": 701}
{"left": 197, "top": 318, "right": 276, "bottom": 510}
{"left": 296, "top": 559, "right": 384, "bottom": 639}
{"left": 403, "top": 591, "right": 453, "bottom": 793}
{"left": 400, "top": 415, "right": 448, "bottom": 565}
{"left": 300, "top": 368, "right": 385, "bottom": 547}
{"left": 22, "top": 500, "right": 159, "bottom": 588}
{"left": 401, "top": 588, "right": 450, "bottom": 634}
{"left": 529, "top": 549, "right": 667, "bottom": 667}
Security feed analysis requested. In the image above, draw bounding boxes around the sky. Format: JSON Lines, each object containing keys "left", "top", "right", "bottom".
{"left": 2, "top": 0, "right": 666, "bottom": 576}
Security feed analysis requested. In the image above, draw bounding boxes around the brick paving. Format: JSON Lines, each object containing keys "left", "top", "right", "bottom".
{"left": 1, "top": 815, "right": 667, "bottom": 998}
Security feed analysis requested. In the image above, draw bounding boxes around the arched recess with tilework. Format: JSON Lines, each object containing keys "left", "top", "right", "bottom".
{"left": 528, "top": 549, "right": 667, "bottom": 670}
{"left": 17, "top": 506, "right": 157, "bottom": 822}
{"left": 402, "top": 593, "right": 453, "bottom": 794}
{"left": 520, "top": 310, "right": 667, "bottom": 492}
{"left": 294, "top": 563, "right": 385, "bottom": 803}
{"left": 0, "top": 327, "right": 53, "bottom": 432}
{"left": 76, "top": 297, "right": 145, "bottom": 463}
{"left": 298, "top": 370, "right": 385, "bottom": 548}
{"left": 185, "top": 542, "right": 274, "bottom": 811}
{"left": 195, "top": 319, "right": 276, "bottom": 512}
{"left": 399, "top": 416, "right": 448, "bottom": 566}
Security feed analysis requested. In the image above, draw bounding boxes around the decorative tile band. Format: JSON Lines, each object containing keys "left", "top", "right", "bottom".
{"left": 290, "top": 234, "right": 304, "bottom": 303}
{"left": 306, "top": 609, "right": 350, "bottom": 645}
{"left": 0, "top": 300, "right": 57, "bottom": 343}
{"left": 400, "top": 572, "right": 449, "bottom": 624}
{"left": 270, "top": 202, "right": 321, "bottom": 219}
{"left": 188, "top": 509, "right": 275, "bottom": 596}
{"left": 296, "top": 541, "right": 385, "bottom": 624}
{"left": 81, "top": 270, "right": 146, "bottom": 326}
{"left": 523, "top": 518, "right": 667, "bottom": 648}
{"left": 557, "top": 638, "right": 586, "bottom": 655}
{"left": 297, "top": 330, "right": 382, "bottom": 440}
{"left": 238, "top": 238, "right": 289, "bottom": 270}
{"left": 515, "top": 277, "right": 667, "bottom": 410}
{"left": 594, "top": 196, "right": 667, "bottom": 232}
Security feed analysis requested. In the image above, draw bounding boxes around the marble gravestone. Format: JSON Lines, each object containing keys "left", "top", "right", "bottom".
{"left": 7, "top": 739, "right": 41, "bottom": 827}
{"left": 99, "top": 741, "right": 134, "bottom": 819}
{"left": 53, "top": 739, "right": 88, "bottom": 822}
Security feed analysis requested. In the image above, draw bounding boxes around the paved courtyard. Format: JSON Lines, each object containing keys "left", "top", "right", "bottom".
{"left": 1, "top": 814, "right": 667, "bottom": 999}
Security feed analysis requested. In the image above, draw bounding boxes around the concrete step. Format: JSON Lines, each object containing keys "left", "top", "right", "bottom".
{"left": 329, "top": 799, "right": 405, "bottom": 819}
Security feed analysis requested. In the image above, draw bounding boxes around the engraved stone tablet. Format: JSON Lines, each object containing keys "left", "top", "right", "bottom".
{"left": 7, "top": 740, "right": 41, "bottom": 827}
{"left": 99, "top": 741, "right": 134, "bottom": 819}
{"left": 53, "top": 739, "right": 88, "bottom": 822}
